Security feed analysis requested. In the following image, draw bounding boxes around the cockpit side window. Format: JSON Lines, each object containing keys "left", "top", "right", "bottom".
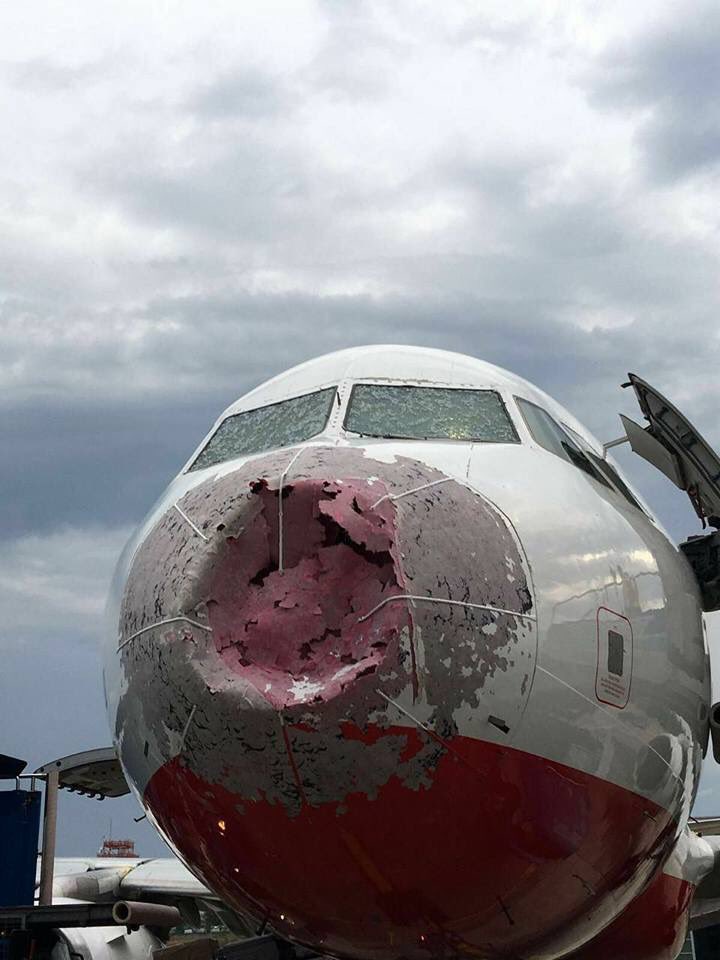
{"left": 515, "top": 398, "right": 610, "bottom": 487}
{"left": 188, "top": 386, "right": 337, "bottom": 472}
{"left": 561, "top": 421, "right": 645, "bottom": 511}
{"left": 344, "top": 384, "right": 520, "bottom": 443}
{"left": 587, "top": 454, "right": 644, "bottom": 510}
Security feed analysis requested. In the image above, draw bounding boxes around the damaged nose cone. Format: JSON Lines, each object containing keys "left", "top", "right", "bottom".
{"left": 206, "top": 476, "right": 411, "bottom": 709}
{"left": 118, "top": 447, "right": 538, "bottom": 960}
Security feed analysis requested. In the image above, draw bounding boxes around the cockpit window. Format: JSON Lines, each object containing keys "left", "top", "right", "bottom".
{"left": 344, "top": 384, "right": 520, "bottom": 443}
{"left": 562, "top": 421, "right": 644, "bottom": 511}
{"left": 587, "top": 453, "right": 643, "bottom": 510}
{"left": 516, "top": 399, "right": 575, "bottom": 460}
{"left": 515, "top": 398, "right": 611, "bottom": 487}
{"left": 189, "top": 387, "right": 336, "bottom": 472}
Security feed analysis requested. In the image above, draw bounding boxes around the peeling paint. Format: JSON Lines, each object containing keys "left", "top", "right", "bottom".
{"left": 206, "top": 474, "right": 409, "bottom": 710}
{"left": 115, "top": 446, "right": 537, "bottom": 817}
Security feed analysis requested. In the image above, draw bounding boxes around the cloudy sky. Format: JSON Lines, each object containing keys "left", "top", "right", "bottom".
{"left": 3, "top": 0, "right": 720, "bottom": 855}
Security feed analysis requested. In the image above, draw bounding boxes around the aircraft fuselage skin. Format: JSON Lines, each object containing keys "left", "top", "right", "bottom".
{"left": 104, "top": 347, "right": 710, "bottom": 960}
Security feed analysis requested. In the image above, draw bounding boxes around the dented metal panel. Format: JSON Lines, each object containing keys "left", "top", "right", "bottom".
{"left": 115, "top": 447, "right": 537, "bottom": 812}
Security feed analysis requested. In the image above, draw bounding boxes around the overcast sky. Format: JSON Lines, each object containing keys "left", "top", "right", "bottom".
{"left": 3, "top": 1, "right": 720, "bottom": 856}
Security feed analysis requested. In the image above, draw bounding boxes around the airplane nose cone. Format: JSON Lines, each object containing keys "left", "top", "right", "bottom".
{"left": 116, "top": 445, "right": 539, "bottom": 959}
{"left": 205, "top": 474, "right": 412, "bottom": 710}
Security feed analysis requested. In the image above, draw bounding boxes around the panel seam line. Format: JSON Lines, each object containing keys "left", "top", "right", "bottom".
{"left": 357, "top": 594, "right": 536, "bottom": 623}
{"left": 173, "top": 503, "right": 209, "bottom": 542}
{"left": 117, "top": 616, "right": 213, "bottom": 651}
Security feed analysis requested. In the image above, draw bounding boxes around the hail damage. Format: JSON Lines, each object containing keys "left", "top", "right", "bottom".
{"left": 207, "top": 474, "right": 409, "bottom": 710}
{"left": 115, "top": 446, "right": 537, "bottom": 816}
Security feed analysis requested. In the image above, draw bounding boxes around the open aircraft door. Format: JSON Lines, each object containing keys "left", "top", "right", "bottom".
{"left": 623, "top": 373, "right": 720, "bottom": 526}
{"left": 622, "top": 373, "right": 720, "bottom": 613}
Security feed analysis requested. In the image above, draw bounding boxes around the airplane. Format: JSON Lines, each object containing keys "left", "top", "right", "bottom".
{"left": 33, "top": 853, "right": 221, "bottom": 960}
{"left": 40, "top": 345, "right": 720, "bottom": 959}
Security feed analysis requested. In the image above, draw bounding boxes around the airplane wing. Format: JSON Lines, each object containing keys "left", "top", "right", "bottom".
{"left": 50, "top": 857, "right": 211, "bottom": 900}
{"left": 52, "top": 856, "right": 253, "bottom": 935}
{"left": 118, "top": 858, "right": 212, "bottom": 899}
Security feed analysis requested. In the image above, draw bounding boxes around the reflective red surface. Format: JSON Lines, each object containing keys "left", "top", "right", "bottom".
{"left": 567, "top": 869, "right": 692, "bottom": 960}
{"left": 145, "top": 730, "right": 677, "bottom": 959}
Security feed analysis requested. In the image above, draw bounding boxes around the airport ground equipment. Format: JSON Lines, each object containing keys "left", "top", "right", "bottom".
{"left": 0, "top": 747, "right": 196, "bottom": 960}
{"left": 0, "top": 755, "right": 42, "bottom": 908}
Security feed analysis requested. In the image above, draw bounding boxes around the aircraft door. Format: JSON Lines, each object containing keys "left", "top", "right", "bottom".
{"left": 624, "top": 373, "right": 720, "bottom": 611}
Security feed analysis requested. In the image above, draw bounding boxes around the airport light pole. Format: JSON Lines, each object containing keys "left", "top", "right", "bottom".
{"left": 38, "top": 770, "right": 59, "bottom": 905}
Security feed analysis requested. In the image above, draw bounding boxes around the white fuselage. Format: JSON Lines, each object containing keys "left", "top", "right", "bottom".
{"left": 104, "top": 346, "right": 709, "bottom": 960}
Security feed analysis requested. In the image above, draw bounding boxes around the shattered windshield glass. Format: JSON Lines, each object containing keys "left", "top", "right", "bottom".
{"left": 344, "top": 384, "right": 519, "bottom": 442}
{"left": 189, "top": 387, "right": 337, "bottom": 471}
